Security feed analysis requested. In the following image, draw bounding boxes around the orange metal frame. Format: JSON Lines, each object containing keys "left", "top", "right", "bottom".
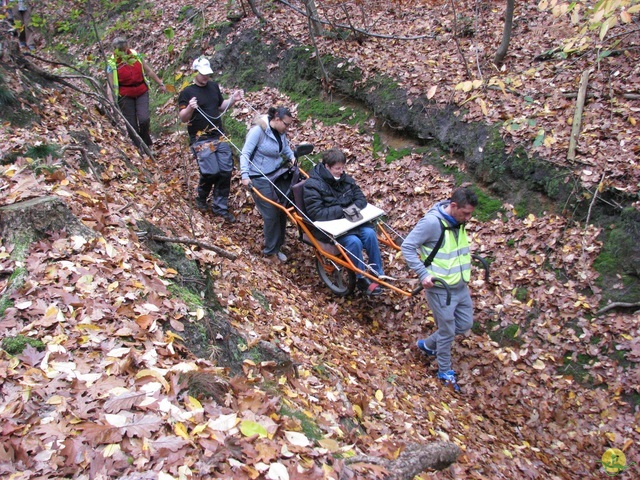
{"left": 249, "top": 184, "right": 415, "bottom": 297}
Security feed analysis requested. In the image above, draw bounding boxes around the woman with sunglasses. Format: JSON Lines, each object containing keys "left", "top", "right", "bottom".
{"left": 240, "top": 106, "right": 296, "bottom": 262}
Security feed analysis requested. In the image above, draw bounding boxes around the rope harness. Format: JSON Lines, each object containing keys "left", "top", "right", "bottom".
{"left": 192, "top": 100, "right": 387, "bottom": 278}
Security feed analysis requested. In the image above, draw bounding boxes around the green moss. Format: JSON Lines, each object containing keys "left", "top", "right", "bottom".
{"left": 514, "top": 287, "right": 528, "bottom": 303}
{"left": 168, "top": 283, "right": 203, "bottom": 309}
{"left": 593, "top": 210, "right": 640, "bottom": 304}
{"left": 0, "top": 82, "right": 16, "bottom": 108}
{"left": 251, "top": 289, "right": 270, "bottom": 312}
{"left": 385, "top": 147, "right": 412, "bottom": 164}
{"left": 472, "top": 187, "right": 504, "bottom": 222}
{"left": 221, "top": 117, "right": 248, "bottom": 153}
{"left": 474, "top": 127, "right": 507, "bottom": 184}
{"left": 288, "top": 93, "right": 367, "bottom": 127}
{"left": 279, "top": 405, "right": 324, "bottom": 442}
{"left": 2, "top": 335, "right": 45, "bottom": 355}
{"left": 558, "top": 353, "right": 597, "bottom": 384}
{"left": 487, "top": 322, "right": 522, "bottom": 347}
{"left": 371, "top": 133, "right": 383, "bottom": 159}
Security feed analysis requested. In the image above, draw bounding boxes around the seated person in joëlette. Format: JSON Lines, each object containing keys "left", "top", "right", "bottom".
{"left": 302, "top": 148, "right": 384, "bottom": 296}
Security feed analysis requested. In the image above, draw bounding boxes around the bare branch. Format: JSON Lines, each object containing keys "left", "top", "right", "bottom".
{"left": 274, "top": 0, "right": 435, "bottom": 41}
{"left": 144, "top": 234, "right": 238, "bottom": 261}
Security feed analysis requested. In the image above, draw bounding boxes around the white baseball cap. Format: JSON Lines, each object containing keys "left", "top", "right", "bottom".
{"left": 192, "top": 57, "right": 213, "bottom": 75}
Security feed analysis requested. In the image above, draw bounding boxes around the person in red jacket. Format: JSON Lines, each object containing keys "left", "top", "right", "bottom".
{"left": 107, "top": 37, "right": 166, "bottom": 148}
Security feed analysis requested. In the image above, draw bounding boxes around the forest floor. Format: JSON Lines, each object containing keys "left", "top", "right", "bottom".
{"left": 0, "top": 1, "right": 639, "bottom": 478}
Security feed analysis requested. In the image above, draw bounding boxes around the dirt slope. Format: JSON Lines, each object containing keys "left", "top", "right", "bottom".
{"left": 1, "top": 1, "right": 639, "bottom": 479}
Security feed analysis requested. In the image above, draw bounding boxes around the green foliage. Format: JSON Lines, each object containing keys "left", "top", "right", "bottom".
{"left": 279, "top": 405, "right": 324, "bottom": 442}
{"left": 2, "top": 335, "right": 45, "bottom": 355}
{"left": 25, "top": 143, "right": 60, "bottom": 160}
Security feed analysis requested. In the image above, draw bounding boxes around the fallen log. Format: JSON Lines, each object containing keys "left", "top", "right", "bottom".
{"left": 346, "top": 441, "right": 461, "bottom": 479}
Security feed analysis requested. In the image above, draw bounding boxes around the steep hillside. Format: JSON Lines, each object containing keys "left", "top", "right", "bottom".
{"left": 1, "top": 1, "right": 639, "bottom": 479}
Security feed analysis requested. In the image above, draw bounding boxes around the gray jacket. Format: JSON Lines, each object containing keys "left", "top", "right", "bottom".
{"left": 402, "top": 200, "right": 463, "bottom": 286}
{"left": 240, "top": 115, "right": 294, "bottom": 180}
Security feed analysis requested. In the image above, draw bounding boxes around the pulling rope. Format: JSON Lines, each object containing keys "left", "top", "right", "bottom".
{"left": 192, "top": 101, "right": 383, "bottom": 278}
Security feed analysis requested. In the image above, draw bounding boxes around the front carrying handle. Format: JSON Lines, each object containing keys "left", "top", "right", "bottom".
{"left": 472, "top": 254, "right": 490, "bottom": 282}
{"left": 411, "top": 277, "right": 451, "bottom": 305}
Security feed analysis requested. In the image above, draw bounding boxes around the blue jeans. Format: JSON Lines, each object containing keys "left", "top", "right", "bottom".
{"left": 337, "top": 225, "right": 383, "bottom": 278}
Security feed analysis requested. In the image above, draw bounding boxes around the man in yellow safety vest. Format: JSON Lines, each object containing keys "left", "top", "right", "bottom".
{"left": 402, "top": 187, "right": 478, "bottom": 392}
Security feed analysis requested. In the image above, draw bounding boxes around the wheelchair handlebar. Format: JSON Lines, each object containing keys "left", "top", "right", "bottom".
{"left": 411, "top": 277, "right": 451, "bottom": 305}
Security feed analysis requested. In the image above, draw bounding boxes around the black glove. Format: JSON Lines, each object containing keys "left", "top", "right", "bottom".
{"left": 343, "top": 204, "right": 363, "bottom": 222}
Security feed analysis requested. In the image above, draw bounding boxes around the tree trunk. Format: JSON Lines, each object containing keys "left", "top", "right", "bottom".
{"left": 494, "top": 0, "right": 515, "bottom": 66}
{"left": 0, "top": 197, "right": 97, "bottom": 245}
{"left": 246, "top": 0, "right": 265, "bottom": 22}
{"left": 304, "top": 0, "right": 323, "bottom": 36}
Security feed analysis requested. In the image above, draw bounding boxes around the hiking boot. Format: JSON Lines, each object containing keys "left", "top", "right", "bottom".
{"left": 356, "top": 277, "right": 382, "bottom": 296}
{"left": 221, "top": 212, "right": 236, "bottom": 223}
{"left": 416, "top": 339, "right": 437, "bottom": 357}
{"left": 437, "top": 370, "right": 461, "bottom": 393}
{"left": 213, "top": 210, "right": 236, "bottom": 223}
{"left": 195, "top": 198, "right": 208, "bottom": 211}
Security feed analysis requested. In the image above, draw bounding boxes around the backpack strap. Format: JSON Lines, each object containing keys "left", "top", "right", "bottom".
{"left": 422, "top": 222, "right": 458, "bottom": 268}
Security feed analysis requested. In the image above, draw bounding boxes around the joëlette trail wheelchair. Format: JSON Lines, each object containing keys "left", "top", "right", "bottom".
{"left": 245, "top": 144, "right": 492, "bottom": 303}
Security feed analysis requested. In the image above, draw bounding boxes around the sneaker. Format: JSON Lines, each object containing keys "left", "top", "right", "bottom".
{"left": 416, "top": 339, "right": 436, "bottom": 356}
{"left": 195, "top": 198, "right": 208, "bottom": 211}
{"left": 276, "top": 251, "right": 287, "bottom": 262}
{"left": 437, "top": 370, "right": 461, "bottom": 393}
{"left": 356, "top": 277, "right": 382, "bottom": 296}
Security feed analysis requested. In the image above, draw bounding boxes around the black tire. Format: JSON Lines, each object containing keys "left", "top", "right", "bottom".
{"left": 316, "top": 256, "right": 356, "bottom": 296}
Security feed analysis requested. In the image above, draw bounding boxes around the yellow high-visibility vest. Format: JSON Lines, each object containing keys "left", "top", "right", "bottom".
{"left": 419, "top": 219, "right": 471, "bottom": 285}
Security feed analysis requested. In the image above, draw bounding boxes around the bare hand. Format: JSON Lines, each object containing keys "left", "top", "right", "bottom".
{"left": 421, "top": 276, "right": 435, "bottom": 289}
{"left": 188, "top": 97, "right": 198, "bottom": 110}
{"left": 241, "top": 178, "right": 252, "bottom": 188}
{"left": 232, "top": 90, "right": 243, "bottom": 102}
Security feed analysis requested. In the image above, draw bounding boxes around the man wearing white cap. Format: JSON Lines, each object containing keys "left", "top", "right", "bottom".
{"left": 178, "top": 56, "right": 243, "bottom": 222}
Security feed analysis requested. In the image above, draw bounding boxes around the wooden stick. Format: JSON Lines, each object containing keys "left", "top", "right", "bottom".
{"left": 147, "top": 234, "right": 237, "bottom": 260}
{"left": 567, "top": 70, "right": 590, "bottom": 162}
{"left": 585, "top": 171, "right": 606, "bottom": 226}
{"left": 596, "top": 301, "right": 640, "bottom": 316}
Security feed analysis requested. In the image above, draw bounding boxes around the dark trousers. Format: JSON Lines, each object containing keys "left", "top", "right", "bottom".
{"left": 197, "top": 171, "right": 232, "bottom": 214}
{"left": 118, "top": 91, "right": 152, "bottom": 147}
{"left": 251, "top": 176, "right": 289, "bottom": 255}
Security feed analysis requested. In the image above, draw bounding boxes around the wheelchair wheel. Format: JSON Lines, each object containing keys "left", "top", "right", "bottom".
{"left": 316, "top": 256, "right": 356, "bottom": 296}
